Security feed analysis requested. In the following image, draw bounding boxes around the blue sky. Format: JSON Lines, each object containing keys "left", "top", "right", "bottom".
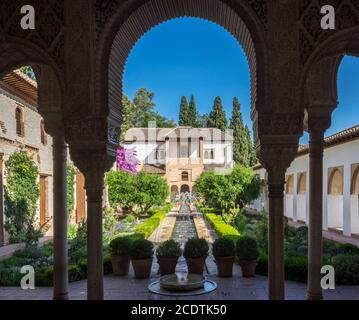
{"left": 124, "top": 18, "right": 359, "bottom": 143}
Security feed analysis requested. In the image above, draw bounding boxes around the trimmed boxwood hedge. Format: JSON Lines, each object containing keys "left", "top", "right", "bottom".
{"left": 134, "top": 210, "right": 167, "bottom": 239}
{"left": 206, "top": 213, "right": 240, "bottom": 243}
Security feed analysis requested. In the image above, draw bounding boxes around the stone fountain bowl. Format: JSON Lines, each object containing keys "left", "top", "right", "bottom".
{"left": 160, "top": 273, "right": 205, "bottom": 291}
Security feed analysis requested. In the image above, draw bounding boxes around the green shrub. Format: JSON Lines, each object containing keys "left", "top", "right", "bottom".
{"left": 104, "top": 254, "right": 113, "bottom": 275}
{"left": 212, "top": 237, "right": 235, "bottom": 257}
{"left": 134, "top": 211, "right": 167, "bottom": 238}
{"left": 183, "top": 238, "right": 209, "bottom": 259}
{"left": 206, "top": 213, "right": 240, "bottom": 243}
{"left": 0, "top": 266, "right": 22, "bottom": 286}
{"left": 201, "top": 207, "right": 221, "bottom": 214}
{"left": 156, "top": 240, "right": 182, "bottom": 258}
{"left": 36, "top": 266, "right": 54, "bottom": 286}
{"left": 236, "top": 236, "right": 259, "bottom": 261}
{"left": 109, "top": 236, "right": 132, "bottom": 256}
{"left": 255, "top": 211, "right": 268, "bottom": 251}
{"left": 332, "top": 254, "right": 359, "bottom": 284}
{"left": 13, "top": 246, "right": 42, "bottom": 260}
{"left": 123, "top": 214, "right": 136, "bottom": 223}
{"left": 129, "top": 239, "right": 154, "bottom": 260}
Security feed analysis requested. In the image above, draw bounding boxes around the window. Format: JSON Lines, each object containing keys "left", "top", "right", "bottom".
{"left": 204, "top": 149, "right": 214, "bottom": 159}
{"left": 181, "top": 171, "right": 189, "bottom": 181}
{"left": 40, "top": 120, "right": 47, "bottom": 145}
{"left": 15, "top": 107, "right": 24, "bottom": 137}
{"left": 155, "top": 149, "right": 164, "bottom": 161}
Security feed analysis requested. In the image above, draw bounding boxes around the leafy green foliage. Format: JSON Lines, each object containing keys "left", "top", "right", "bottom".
{"left": 332, "top": 254, "right": 359, "bottom": 284}
{"left": 156, "top": 240, "right": 182, "bottom": 258}
{"left": 68, "top": 221, "right": 87, "bottom": 264}
{"left": 4, "top": 151, "right": 42, "bottom": 246}
{"left": 183, "top": 238, "right": 209, "bottom": 258}
{"left": 207, "top": 96, "right": 227, "bottom": 131}
{"left": 206, "top": 213, "right": 240, "bottom": 243}
{"left": 106, "top": 170, "right": 169, "bottom": 217}
{"left": 195, "top": 165, "right": 263, "bottom": 211}
{"left": 67, "top": 163, "right": 76, "bottom": 218}
{"left": 126, "top": 89, "right": 176, "bottom": 128}
{"left": 109, "top": 236, "right": 132, "bottom": 256}
{"left": 212, "top": 237, "right": 235, "bottom": 257}
{"left": 236, "top": 236, "right": 259, "bottom": 261}
{"left": 19, "top": 66, "right": 36, "bottom": 80}
{"left": 129, "top": 239, "right": 154, "bottom": 260}
{"left": 135, "top": 210, "right": 167, "bottom": 238}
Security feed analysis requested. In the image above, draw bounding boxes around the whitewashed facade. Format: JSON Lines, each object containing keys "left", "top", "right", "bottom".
{"left": 251, "top": 125, "right": 359, "bottom": 238}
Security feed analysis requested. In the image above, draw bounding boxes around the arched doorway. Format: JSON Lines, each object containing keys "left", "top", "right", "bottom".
{"left": 180, "top": 184, "right": 190, "bottom": 194}
{"left": 170, "top": 185, "right": 179, "bottom": 201}
{"left": 297, "top": 172, "right": 307, "bottom": 223}
{"left": 285, "top": 175, "right": 294, "bottom": 219}
{"left": 327, "top": 167, "right": 344, "bottom": 232}
{"left": 351, "top": 166, "right": 359, "bottom": 234}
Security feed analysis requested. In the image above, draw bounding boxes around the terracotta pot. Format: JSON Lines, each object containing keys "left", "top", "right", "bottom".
{"left": 186, "top": 257, "right": 206, "bottom": 275}
{"left": 111, "top": 255, "right": 130, "bottom": 276}
{"left": 157, "top": 256, "right": 178, "bottom": 275}
{"left": 132, "top": 258, "right": 153, "bottom": 279}
{"left": 239, "top": 260, "right": 258, "bottom": 277}
{"left": 214, "top": 256, "right": 234, "bottom": 277}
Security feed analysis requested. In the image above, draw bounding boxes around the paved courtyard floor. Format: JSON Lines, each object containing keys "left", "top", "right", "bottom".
{"left": 1, "top": 256, "right": 358, "bottom": 300}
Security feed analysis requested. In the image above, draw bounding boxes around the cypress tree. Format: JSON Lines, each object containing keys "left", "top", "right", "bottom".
{"left": 207, "top": 96, "right": 227, "bottom": 131}
{"left": 179, "top": 96, "right": 189, "bottom": 126}
{"left": 188, "top": 95, "right": 197, "bottom": 127}
{"left": 229, "top": 97, "right": 247, "bottom": 166}
{"left": 245, "top": 125, "right": 258, "bottom": 166}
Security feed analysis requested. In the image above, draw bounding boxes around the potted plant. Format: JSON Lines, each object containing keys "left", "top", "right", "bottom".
{"left": 109, "top": 236, "right": 132, "bottom": 276}
{"left": 212, "top": 237, "right": 235, "bottom": 277}
{"left": 129, "top": 238, "right": 154, "bottom": 278}
{"left": 183, "top": 238, "right": 209, "bottom": 275}
{"left": 236, "top": 236, "right": 259, "bottom": 277}
{"left": 156, "top": 240, "right": 182, "bottom": 275}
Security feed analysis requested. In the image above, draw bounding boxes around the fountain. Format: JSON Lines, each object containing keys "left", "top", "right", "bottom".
{"left": 148, "top": 203, "right": 217, "bottom": 296}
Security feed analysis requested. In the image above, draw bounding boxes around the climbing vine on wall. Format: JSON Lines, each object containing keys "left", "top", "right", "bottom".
{"left": 4, "top": 151, "right": 41, "bottom": 245}
{"left": 67, "top": 163, "right": 76, "bottom": 218}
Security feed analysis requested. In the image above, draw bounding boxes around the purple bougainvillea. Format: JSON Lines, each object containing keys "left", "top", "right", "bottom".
{"left": 116, "top": 147, "right": 140, "bottom": 173}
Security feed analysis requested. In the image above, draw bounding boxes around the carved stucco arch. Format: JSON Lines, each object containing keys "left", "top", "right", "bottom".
{"left": 96, "top": 0, "right": 268, "bottom": 143}
{"left": 302, "top": 26, "right": 359, "bottom": 116}
{"left": 0, "top": 39, "right": 64, "bottom": 134}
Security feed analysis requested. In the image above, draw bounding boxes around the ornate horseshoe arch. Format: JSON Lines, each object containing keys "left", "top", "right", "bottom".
{"left": 96, "top": 0, "right": 268, "bottom": 151}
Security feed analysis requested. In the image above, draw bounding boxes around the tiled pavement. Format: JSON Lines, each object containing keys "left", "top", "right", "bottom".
{"left": 1, "top": 256, "right": 358, "bottom": 300}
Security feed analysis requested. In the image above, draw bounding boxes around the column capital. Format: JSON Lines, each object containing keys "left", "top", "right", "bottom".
{"left": 305, "top": 105, "right": 336, "bottom": 134}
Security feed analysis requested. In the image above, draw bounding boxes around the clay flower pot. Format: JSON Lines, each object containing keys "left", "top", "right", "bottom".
{"left": 214, "top": 256, "right": 234, "bottom": 277}
{"left": 132, "top": 258, "right": 153, "bottom": 279}
{"left": 239, "top": 260, "right": 258, "bottom": 277}
{"left": 186, "top": 257, "right": 207, "bottom": 275}
{"left": 111, "top": 255, "right": 130, "bottom": 276}
{"left": 157, "top": 256, "right": 178, "bottom": 275}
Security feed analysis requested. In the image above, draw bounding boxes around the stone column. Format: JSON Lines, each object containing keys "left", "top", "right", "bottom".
{"left": 260, "top": 143, "right": 299, "bottom": 300}
{"left": 84, "top": 166, "right": 105, "bottom": 300}
{"left": 307, "top": 127, "right": 325, "bottom": 300}
{"left": 52, "top": 134, "right": 68, "bottom": 300}
{"left": 267, "top": 167, "right": 286, "bottom": 300}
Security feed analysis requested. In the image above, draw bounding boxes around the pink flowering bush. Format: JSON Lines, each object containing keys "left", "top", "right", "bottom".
{"left": 116, "top": 147, "right": 140, "bottom": 173}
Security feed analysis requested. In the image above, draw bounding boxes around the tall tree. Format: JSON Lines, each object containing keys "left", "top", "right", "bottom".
{"left": 229, "top": 97, "right": 248, "bottom": 166}
{"left": 128, "top": 88, "right": 176, "bottom": 128}
{"left": 196, "top": 113, "right": 209, "bottom": 128}
{"left": 244, "top": 125, "right": 258, "bottom": 166}
{"left": 179, "top": 96, "right": 189, "bottom": 126}
{"left": 207, "top": 96, "right": 227, "bottom": 131}
{"left": 188, "top": 95, "right": 197, "bottom": 127}
{"left": 120, "top": 95, "right": 132, "bottom": 143}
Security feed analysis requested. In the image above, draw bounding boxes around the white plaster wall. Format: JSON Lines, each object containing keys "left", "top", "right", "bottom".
{"left": 124, "top": 141, "right": 165, "bottom": 164}
{"left": 285, "top": 195, "right": 293, "bottom": 218}
{"left": 327, "top": 195, "right": 343, "bottom": 229}
{"left": 203, "top": 142, "right": 232, "bottom": 166}
{"left": 351, "top": 196, "right": 359, "bottom": 234}
{"left": 297, "top": 195, "right": 307, "bottom": 222}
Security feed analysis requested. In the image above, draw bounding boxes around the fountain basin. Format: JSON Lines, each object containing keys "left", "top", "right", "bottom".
{"left": 160, "top": 273, "right": 204, "bottom": 291}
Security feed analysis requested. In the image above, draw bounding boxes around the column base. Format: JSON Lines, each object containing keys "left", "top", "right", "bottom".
{"left": 53, "top": 293, "right": 69, "bottom": 300}
{"left": 307, "top": 292, "right": 323, "bottom": 300}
